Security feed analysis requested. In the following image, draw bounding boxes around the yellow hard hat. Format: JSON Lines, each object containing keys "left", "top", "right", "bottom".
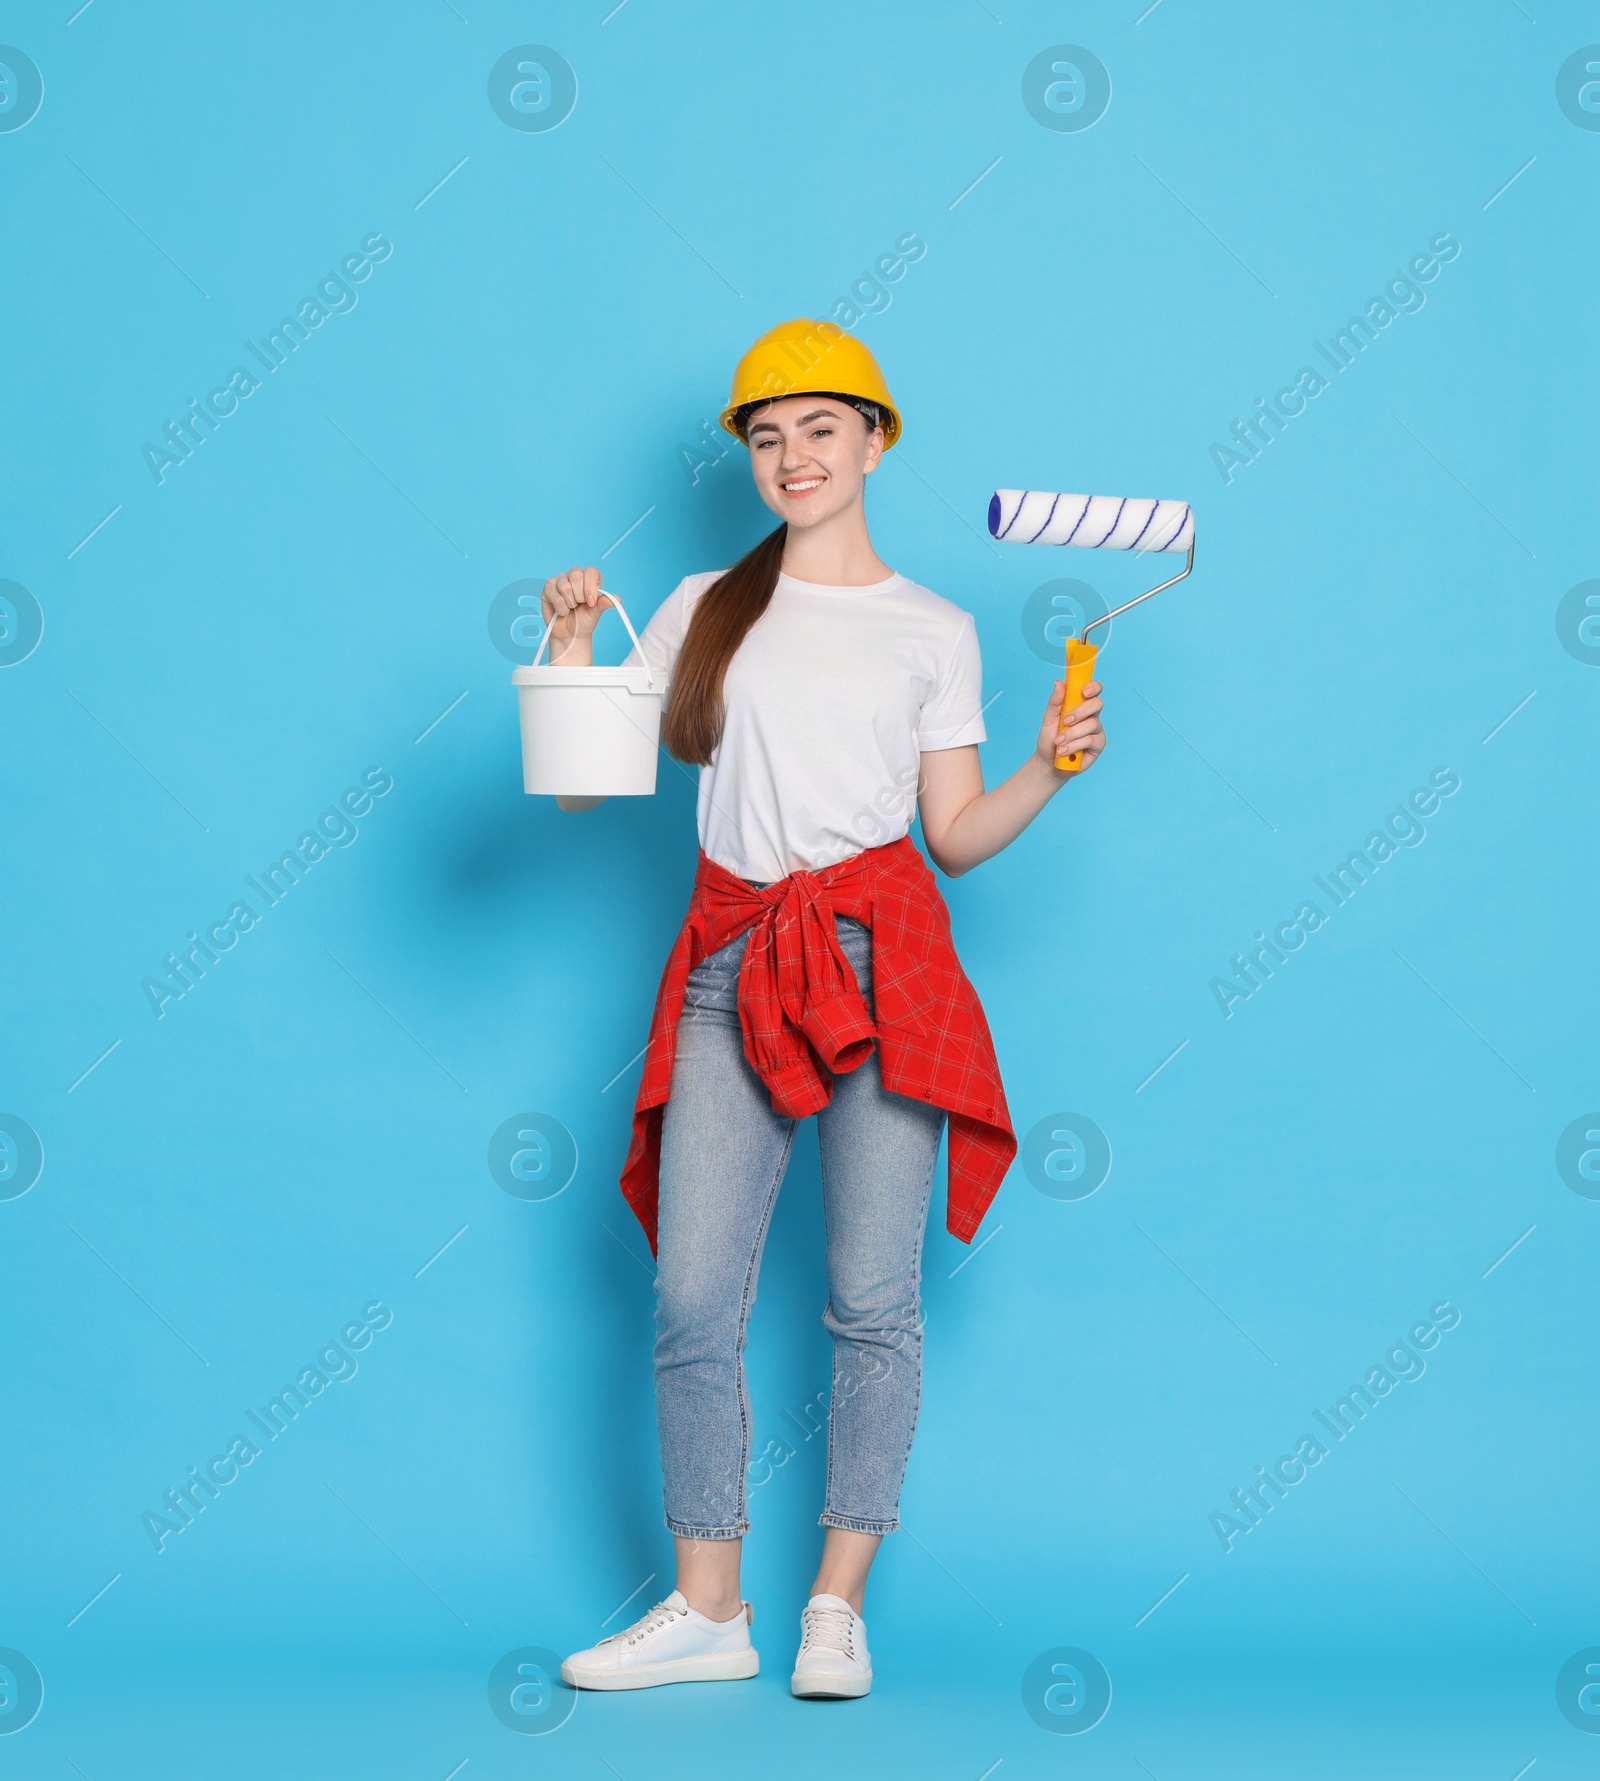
{"left": 720, "top": 319, "right": 901, "bottom": 449}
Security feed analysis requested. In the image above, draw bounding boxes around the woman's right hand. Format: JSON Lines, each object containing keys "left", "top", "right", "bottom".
{"left": 543, "top": 566, "right": 614, "bottom": 810}
{"left": 542, "top": 566, "right": 613, "bottom": 659}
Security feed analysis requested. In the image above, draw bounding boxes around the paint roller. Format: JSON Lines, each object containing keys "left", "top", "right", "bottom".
{"left": 988, "top": 490, "right": 1195, "bottom": 772}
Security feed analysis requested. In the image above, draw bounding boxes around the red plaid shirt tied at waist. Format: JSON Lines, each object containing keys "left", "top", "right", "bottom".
{"left": 621, "top": 836, "right": 1016, "bottom": 1253}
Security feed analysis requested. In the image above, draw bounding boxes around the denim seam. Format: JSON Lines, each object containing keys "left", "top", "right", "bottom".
{"left": 664, "top": 1515, "right": 746, "bottom": 1541}
{"left": 820, "top": 1108, "right": 943, "bottom": 1532}
{"left": 818, "top": 1512, "right": 901, "bottom": 1535}
{"left": 884, "top": 1131, "right": 940, "bottom": 1520}
{"left": 729, "top": 1118, "right": 795, "bottom": 1530}
{"left": 819, "top": 926, "right": 876, "bottom": 1532}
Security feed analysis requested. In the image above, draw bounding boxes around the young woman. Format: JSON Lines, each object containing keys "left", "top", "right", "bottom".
{"left": 548, "top": 321, "right": 1104, "bottom": 1699}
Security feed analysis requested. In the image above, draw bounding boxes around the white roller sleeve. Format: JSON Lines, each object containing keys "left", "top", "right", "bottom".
{"left": 988, "top": 489, "right": 1194, "bottom": 553}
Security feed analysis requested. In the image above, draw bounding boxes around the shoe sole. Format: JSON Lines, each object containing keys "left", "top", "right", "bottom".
{"left": 791, "top": 1670, "right": 872, "bottom": 1699}
{"left": 561, "top": 1648, "right": 759, "bottom": 1691}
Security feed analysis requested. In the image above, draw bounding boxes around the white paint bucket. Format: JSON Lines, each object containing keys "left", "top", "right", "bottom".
{"left": 512, "top": 595, "right": 662, "bottom": 797}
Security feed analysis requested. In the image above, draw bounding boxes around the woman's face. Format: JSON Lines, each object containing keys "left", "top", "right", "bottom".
{"left": 744, "top": 396, "right": 883, "bottom": 528}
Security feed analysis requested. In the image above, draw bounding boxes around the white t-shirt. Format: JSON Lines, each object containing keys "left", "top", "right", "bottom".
{"left": 627, "top": 569, "right": 986, "bottom": 883}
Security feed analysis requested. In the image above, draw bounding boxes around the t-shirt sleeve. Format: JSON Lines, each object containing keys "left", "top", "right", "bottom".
{"left": 624, "top": 577, "right": 699, "bottom": 693}
{"left": 916, "top": 611, "right": 987, "bottom": 750}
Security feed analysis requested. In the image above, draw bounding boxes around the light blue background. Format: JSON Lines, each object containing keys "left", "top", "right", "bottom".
{"left": 2, "top": 2, "right": 1596, "bottom": 1774}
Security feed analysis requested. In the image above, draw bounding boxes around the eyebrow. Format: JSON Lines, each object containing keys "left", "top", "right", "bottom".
{"left": 746, "top": 406, "right": 841, "bottom": 438}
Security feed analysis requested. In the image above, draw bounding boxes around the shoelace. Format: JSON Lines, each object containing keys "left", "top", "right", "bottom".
{"left": 799, "top": 1601, "right": 856, "bottom": 1662}
{"left": 607, "top": 1598, "right": 687, "bottom": 1647}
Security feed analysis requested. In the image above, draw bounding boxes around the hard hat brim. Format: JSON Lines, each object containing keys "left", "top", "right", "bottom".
{"left": 721, "top": 390, "right": 901, "bottom": 449}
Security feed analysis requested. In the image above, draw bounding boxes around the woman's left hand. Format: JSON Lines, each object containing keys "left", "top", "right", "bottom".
{"left": 1037, "top": 679, "right": 1105, "bottom": 775}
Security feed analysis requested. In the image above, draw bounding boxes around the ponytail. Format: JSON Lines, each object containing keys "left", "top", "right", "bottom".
{"left": 662, "top": 524, "right": 786, "bottom": 765}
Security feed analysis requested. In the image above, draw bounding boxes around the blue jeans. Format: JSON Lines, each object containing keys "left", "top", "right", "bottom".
{"left": 654, "top": 914, "right": 947, "bottom": 1539}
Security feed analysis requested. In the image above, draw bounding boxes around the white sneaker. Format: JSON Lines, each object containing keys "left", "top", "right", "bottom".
{"left": 790, "top": 1593, "right": 872, "bottom": 1698}
{"left": 560, "top": 1590, "right": 758, "bottom": 1691}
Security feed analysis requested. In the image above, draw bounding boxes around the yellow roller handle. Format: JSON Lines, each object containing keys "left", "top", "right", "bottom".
{"left": 1055, "top": 639, "right": 1099, "bottom": 773}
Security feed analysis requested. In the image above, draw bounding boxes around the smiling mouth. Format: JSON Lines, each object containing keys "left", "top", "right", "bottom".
{"left": 781, "top": 477, "right": 825, "bottom": 494}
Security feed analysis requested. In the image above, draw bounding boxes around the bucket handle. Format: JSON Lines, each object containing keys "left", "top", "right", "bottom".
{"left": 531, "top": 591, "right": 655, "bottom": 690}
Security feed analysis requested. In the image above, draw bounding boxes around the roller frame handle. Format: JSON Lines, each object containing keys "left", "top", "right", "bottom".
{"left": 1055, "top": 542, "right": 1195, "bottom": 772}
{"left": 1078, "top": 541, "right": 1196, "bottom": 644}
{"left": 1056, "top": 639, "right": 1099, "bottom": 773}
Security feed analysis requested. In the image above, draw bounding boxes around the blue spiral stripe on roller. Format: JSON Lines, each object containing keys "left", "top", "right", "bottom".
{"left": 1062, "top": 495, "right": 1094, "bottom": 545}
{"left": 1126, "top": 502, "right": 1160, "bottom": 551}
{"left": 1027, "top": 491, "right": 1062, "bottom": 543}
{"left": 1094, "top": 498, "right": 1128, "bottom": 548}
{"left": 1154, "top": 503, "right": 1193, "bottom": 551}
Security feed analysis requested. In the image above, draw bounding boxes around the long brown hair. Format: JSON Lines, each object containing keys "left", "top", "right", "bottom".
{"left": 662, "top": 524, "right": 787, "bottom": 765}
